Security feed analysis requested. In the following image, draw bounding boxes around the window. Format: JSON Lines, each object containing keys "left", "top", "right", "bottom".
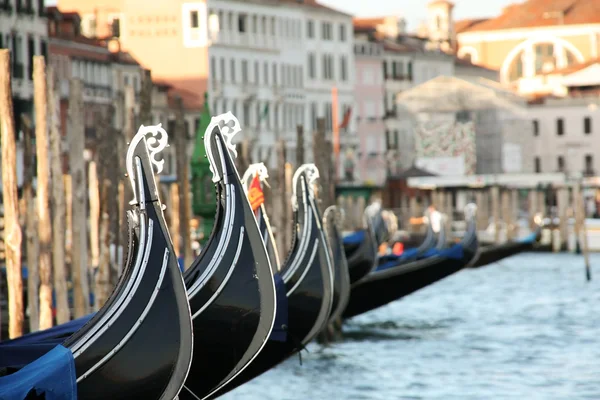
{"left": 210, "top": 56, "right": 216, "bottom": 82}
{"left": 585, "top": 154, "right": 594, "bottom": 174}
{"left": 407, "top": 61, "right": 413, "bottom": 80}
{"left": 272, "top": 62, "right": 277, "bottom": 85}
{"left": 230, "top": 59, "right": 236, "bottom": 82}
{"left": 263, "top": 61, "right": 268, "bottom": 85}
{"left": 382, "top": 61, "right": 388, "bottom": 79}
{"left": 13, "top": 35, "right": 23, "bottom": 79}
{"left": 533, "top": 119, "right": 539, "bottom": 136}
{"left": 308, "top": 53, "right": 316, "bottom": 79}
{"left": 456, "top": 110, "right": 470, "bottom": 122}
{"left": 252, "top": 15, "right": 257, "bottom": 33}
{"left": 340, "top": 56, "right": 347, "bottom": 81}
{"left": 534, "top": 157, "right": 541, "bottom": 173}
{"left": 241, "top": 60, "right": 248, "bottom": 83}
{"left": 183, "top": 4, "right": 207, "bottom": 47}
{"left": 190, "top": 11, "right": 199, "bottom": 28}
{"left": 219, "top": 58, "right": 225, "bottom": 82}
{"left": 254, "top": 60, "right": 259, "bottom": 84}
{"left": 307, "top": 20, "right": 314, "bottom": 38}
{"left": 311, "top": 102, "right": 317, "bottom": 130}
{"left": 238, "top": 14, "right": 247, "bottom": 32}
{"left": 27, "top": 36, "right": 34, "bottom": 80}
{"left": 556, "top": 118, "right": 564, "bottom": 136}
{"left": 557, "top": 155, "right": 564, "bottom": 172}
{"left": 322, "top": 22, "right": 332, "bottom": 40}
{"left": 339, "top": 24, "right": 346, "bottom": 41}
{"left": 322, "top": 55, "right": 334, "bottom": 80}
{"left": 270, "top": 17, "right": 276, "bottom": 35}
{"left": 584, "top": 117, "right": 592, "bottom": 134}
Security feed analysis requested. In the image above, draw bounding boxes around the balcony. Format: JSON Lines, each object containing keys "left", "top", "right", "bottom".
{"left": 240, "top": 83, "right": 257, "bottom": 101}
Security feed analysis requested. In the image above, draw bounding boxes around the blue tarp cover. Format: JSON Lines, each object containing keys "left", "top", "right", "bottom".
{"left": 376, "top": 244, "right": 464, "bottom": 272}
{"left": 269, "top": 273, "right": 288, "bottom": 342}
{"left": 342, "top": 230, "right": 365, "bottom": 245}
{"left": 0, "top": 344, "right": 77, "bottom": 400}
{"left": 0, "top": 314, "right": 94, "bottom": 347}
{"left": 517, "top": 231, "right": 537, "bottom": 243}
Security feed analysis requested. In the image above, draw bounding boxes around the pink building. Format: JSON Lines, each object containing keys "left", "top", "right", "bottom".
{"left": 352, "top": 37, "right": 387, "bottom": 186}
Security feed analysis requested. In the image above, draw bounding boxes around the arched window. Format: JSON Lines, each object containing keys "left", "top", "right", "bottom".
{"left": 462, "top": 53, "right": 472, "bottom": 63}
{"left": 507, "top": 41, "right": 578, "bottom": 82}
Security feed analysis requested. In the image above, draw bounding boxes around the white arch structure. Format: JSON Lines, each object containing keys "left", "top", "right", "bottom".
{"left": 500, "top": 35, "right": 585, "bottom": 84}
{"left": 457, "top": 46, "right": 479, "bottom": 64}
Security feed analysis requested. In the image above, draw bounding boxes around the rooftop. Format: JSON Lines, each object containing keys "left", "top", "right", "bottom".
{"left": 456, "top": 0, "right": 600, "bottom": 34}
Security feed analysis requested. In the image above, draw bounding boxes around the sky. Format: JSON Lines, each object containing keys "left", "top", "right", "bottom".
{"left": 44, "top": 0, "right": 517, "bottom": 31}
{"left": 319, "top": 0, "right": 520, "bottom": 31}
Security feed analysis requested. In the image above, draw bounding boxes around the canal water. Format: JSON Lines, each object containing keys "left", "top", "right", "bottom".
{"left": 223, "top": 253, "right": 600, "bottom": 399}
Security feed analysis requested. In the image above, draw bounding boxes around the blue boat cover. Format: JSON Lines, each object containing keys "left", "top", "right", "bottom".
{"left": 268, "top": 273, "right": 288, "bottom": 342}
{"left": 376, "top": 247, "right": 420, "bottom": 271}
{"left": 376, "top": 244, "right": 464, "bottom": 272}
{"left": 517, "top": 231, "right": 537, "bottom": 243}
{"left": 0, "top": 344, "right": 77, "bottom": 400}
{"left": 0, "top": 314, "right": 94, "bottom": 347}
{"left": 342, "top": 230, "right": 365, "bottom": 245}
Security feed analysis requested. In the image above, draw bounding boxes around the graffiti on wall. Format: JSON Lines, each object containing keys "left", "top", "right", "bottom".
{"left": 415, "top": 120, "right": 476, "bottom": 175}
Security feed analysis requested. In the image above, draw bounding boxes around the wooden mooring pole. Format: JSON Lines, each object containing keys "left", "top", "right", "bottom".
{"left": 68, "top": 78, "right": 90, "bottom": 318}
{"left": 46, "top": 62, "right": 70, "bottom": 325}
{"left": 0, "top": 49, "right": 24, "bottom": 338}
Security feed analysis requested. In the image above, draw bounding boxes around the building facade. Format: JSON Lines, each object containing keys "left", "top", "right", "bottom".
{"left": 396, "top": 76, "right": 534, "bottom": 176}
{"left": 0, "top": 0, "right": 48, "bottom": 133}
{"left": 455, "top": 0, "right": 600, "bottom": 96}
{"left": 351, "top": 37, "right": 386, "bottom": 186}
{"left": 57, "top": 0, "right": 210, "bottom": 109}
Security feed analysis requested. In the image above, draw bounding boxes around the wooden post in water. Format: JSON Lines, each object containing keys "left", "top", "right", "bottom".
{"left": 88, "top": 162, "right": 100, "bottom": 273}
{"left": 511, "top": 189, "right": 519, "bottom": 238}
{"left": 296, "top": 125, "right": 305, "bottom": 166}
{"left": 501, "top": 189, "right": 511, "bottom": 241}
{"left": 475, "top": 190, "right": 486, "bottom": 231}
{"left": 170, "top": 184, "right": 181, "bottom": 256}
{"left": 0, "top": 49, "right": 24, "bottom": 338}
{"left": 34, "top": 57, "right": 62, "bottom": 328}
{"left": 284, "top": 162, "right": 293, "bottom": 250}
{"left": 490, "top": 186, "right": 500, "bottom": 244}
{"left": 528, "top": 189, "right": 538, "bottom": 231}
{"left": 274, "top": 140, "right": 288, "bottom": 256}
{"left": 21, "top": 115, "right": 39, "bottom": 332}
{"left": 139, "top": 69, "right": 153, "bottom": 125}
{"left": 68, "top": 79, "right": 90, "bottom": 318}
{"left": 95, "top": 180, "right": 111, "bottom": 310}
{"left": 174, "top": 96, "right": 193, "bottom": 268}
{"left": 577, "top": 182, "right": 592, "bottom": 281}
{"left": 557, "top": 187, "right": 568, "bottom": 251}
{"left": 64, "top": 175, "right": 72, "bottom": 264}
{"left": 46, "top": 64, "right": 69, "bottom": 325}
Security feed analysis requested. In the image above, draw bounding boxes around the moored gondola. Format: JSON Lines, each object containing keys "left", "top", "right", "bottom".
{"left": 470, "top": 215, "right": 543, "bottom": 268}
{"left": 0, "top": 124, "right": 194, "bottom": 400}
{"left": 342, "top": 204, "right": 479, "bottom": 320}
{"left": 179, "top": 113, "right": 277, "bottom": 400}
{"left": 342, "top": 213, "right": 379, "bottom": 284}
{"left": 208, "top": 164, "right": 335, "bottom": 399}
{"left": 323, "top": 206, "right": 351, "bottom": 325}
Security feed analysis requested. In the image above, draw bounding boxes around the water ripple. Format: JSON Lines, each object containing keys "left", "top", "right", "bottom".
{"left": 223, "top": 253, "right": 600, "bottom": 399}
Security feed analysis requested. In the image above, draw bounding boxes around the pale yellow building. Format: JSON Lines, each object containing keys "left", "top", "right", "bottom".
{"left": 454, "top": 0, "right": 600, "bottom": 95}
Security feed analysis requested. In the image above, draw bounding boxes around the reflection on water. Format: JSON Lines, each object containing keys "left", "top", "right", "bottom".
{"left": 223, "top": 253, "right": 600, "bottom": 399}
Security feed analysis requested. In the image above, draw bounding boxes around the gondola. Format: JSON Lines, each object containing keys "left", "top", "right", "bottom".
{"left": 376, "top": 211, "right": 442, "bottom": 269}
{"left": 3, "top": 113, "right": 278, "bottom": 400}
{"left": 470, "top": 216, "right": 543, "bottom": 268}
{"left": 342, "top": 204, "right": 479, "bottom": 320}
{"left": 323, "top": 206, "right": 351, "bottom": 325}
{"left": 0, "top": 124, "right": 194, "bottom": 399}
{"left": 208, "top": 164, "right": 335, "bottom": 399}
{"left": 342, "top": 212, "right": 379, "bottom": 284}
{"left": 241, "top": 163, "right": 288, "bottom": 344}
{"left": 179, "top": 113, "right": 277, "bottom": 400}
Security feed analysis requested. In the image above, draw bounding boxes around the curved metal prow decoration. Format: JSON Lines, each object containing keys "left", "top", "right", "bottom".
{"left": 241, "top": 163, "right": 282, "bottom": 272}
{"left": 291, "top": 163, "right": 320, "bottom": 210}
{"left": 126, "top": 124, "right": 169, "bottom": 206}
{"left": 205, "top": 111, "right": 241, "bottom": 183}
{"left": 241, "top": 162, "right": 269, "bottom": 187}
